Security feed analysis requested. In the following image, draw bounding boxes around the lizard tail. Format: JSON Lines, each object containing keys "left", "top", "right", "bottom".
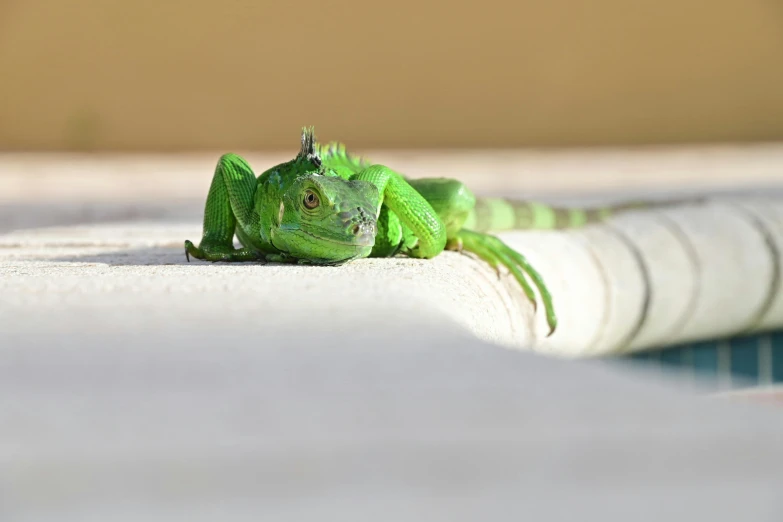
{"left": 463, "top": 197, "right": 664, "bottom": 233}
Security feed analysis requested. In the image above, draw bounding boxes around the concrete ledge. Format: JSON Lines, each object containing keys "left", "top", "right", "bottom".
{"left": 2, "top": 196, "right": 781, "bottom": 356}
{"left": 0, "top": 221, "right": 532, "bottom": 348}
{"left": 509, "top": 197, "right": 783, "bottom": 355}
{"left": 3, "top": 148, "right": 783, "bottom": 356}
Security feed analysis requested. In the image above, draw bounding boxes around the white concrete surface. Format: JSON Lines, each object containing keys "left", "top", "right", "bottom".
{"left": 522, "top": 197, "right": 783, "bottom": 354}
{"left": 0, "top": 221, "right": 534, "bottom": 348}
{"left": 3, "top": 196, "right": 781, "bottom": 356}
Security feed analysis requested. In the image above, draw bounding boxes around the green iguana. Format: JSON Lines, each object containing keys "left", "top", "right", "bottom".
{"left": 185, "top": 127, "right": 656, "bottom": 336}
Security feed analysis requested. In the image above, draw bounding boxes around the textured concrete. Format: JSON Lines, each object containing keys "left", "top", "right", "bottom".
{"left": 3, "top": 148, "right": 783, "bottom": 356}
{"left": 0, "top": 221, "right": 533, "bottom": 348}
{"left": 3, "top": 196, "right": 782, "bottom": 357}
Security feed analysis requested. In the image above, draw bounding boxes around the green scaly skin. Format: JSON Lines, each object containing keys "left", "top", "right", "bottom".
{"left": 185, "top": 127, "right": 673, "bottom": 336}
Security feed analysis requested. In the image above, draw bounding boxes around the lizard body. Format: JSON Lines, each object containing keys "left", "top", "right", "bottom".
{"left": 185, "top": 127, "right": 669, "bottom": 336}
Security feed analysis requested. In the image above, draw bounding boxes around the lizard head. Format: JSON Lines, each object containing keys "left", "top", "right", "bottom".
{"left": 272, "top": 174, "right": 379, "bottom": 264}
{"left": 270, "top": 127, "right": 379, "bottom": 265}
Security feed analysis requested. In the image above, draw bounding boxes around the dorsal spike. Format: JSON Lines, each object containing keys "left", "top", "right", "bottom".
{"left": 298, "top": 126, "right": 321, "bottom": 167}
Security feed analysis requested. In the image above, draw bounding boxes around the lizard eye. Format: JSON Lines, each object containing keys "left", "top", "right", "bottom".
{"left": 303, "top": 190, "right": 320, "bottom": 209}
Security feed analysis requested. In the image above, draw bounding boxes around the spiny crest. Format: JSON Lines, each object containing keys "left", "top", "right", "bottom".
{"left": 298, "top": 126, "right": 322, "bottom": 168}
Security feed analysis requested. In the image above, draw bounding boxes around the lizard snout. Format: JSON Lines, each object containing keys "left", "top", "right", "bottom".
{"left": 337, "top": 204, "right": 377, "bottom": 247}
{"left": 351, "top": 221, "right": 377, "bottom": 246}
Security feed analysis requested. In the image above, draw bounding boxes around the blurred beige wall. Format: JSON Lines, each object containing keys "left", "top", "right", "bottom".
{"left": 1, "top": 0, "right": 782, "bottom": 151}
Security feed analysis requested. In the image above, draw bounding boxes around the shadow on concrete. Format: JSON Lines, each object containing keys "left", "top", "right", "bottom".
{"left": 42, "top": 244, "right": 276, "bottom": 267}
{"left": 47, "top": 245, "right": 203, "bottom": 266}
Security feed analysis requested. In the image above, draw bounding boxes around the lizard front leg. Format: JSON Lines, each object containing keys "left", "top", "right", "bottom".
{"left": 350, "top": 165, "right": 447, "bottom": 259}
{"left": 185, "top": 153, "right": 264, "bottom": 263}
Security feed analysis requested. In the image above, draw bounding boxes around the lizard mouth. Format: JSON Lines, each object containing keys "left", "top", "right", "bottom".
{"left": 275, "top": 228, "right": 376, "bottom": 251}
{"left": 269, "top": 226, "right": 374, "bottom": 266}
{"left": 296, "top": 227, "right": 376, "bottom": 248}
{"left": 312, "top": 234, "right": 375, "bottom": 248}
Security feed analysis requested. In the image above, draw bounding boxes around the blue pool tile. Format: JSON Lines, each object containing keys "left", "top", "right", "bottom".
{"left": 728, "top": 335, "right": 760, "bottom": 384}
{"left": 771, "top": 331, "right": 783, "bottom": 383}
{"left": 659, "top": 346, "right": 685, "bottom": 367}
{"left": 689, "top": 341, "right": 719, "bottom": 378}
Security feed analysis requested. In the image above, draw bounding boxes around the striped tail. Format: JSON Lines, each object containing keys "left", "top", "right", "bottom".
{"left": 462, "top": 197, "right": 654, "bottom": 233}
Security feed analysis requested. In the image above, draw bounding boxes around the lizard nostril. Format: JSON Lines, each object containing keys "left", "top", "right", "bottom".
{"left": 352, "top": 225, "right": 361, "bottom": 235}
